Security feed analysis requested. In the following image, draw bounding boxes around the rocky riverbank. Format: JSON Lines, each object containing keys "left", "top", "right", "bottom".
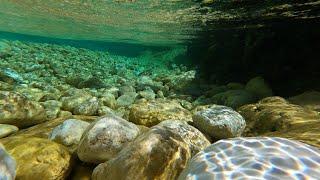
{"left": 0, "top": 40, "right": 319, "bottom": 179}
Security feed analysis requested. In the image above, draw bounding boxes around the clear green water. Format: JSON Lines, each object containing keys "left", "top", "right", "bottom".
{"left": 0, "top": 0, "right": 210, "bottom": 46}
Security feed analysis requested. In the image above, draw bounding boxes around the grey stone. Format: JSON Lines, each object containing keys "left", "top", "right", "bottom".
{"left": 77, "top": 115, "right": 140, "bottom": 163}
{"left": 193, "top": 105, "right": 246, "bottom": 139}
{"left": 49, "top": 119, "right": 90, "bottom": 146}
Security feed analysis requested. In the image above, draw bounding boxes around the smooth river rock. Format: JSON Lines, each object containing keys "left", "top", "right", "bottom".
{"left": 2, "top": 137, "right": 72, "bottom": 179}
{"left": 193, "top": 105, "right": 246, "bottom": 140}
{"left": 77, "top": 115, "right": 140, "bottom": 163}
{"left": 49, "top": 119, "right": 90, "bottom": 147}
{"left": 179, "top": 137, "right": 320, "bottom": 180}
{"left": 92, "top": 120, "right": 210, "bottom": 180}
{"left": 0, "top": 124, "right": 18, "bottom": 138}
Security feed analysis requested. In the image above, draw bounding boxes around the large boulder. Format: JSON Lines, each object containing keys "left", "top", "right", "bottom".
{"left": 77, "top": 115, "right": 140, "bottom": 163}
{"left": 49, "top": 119, "right": 90, "bottom": 147}
{"left": 157, "top": 120, "right": 210, "bottom": 155}
{"left": 2, "top": 137, "right": 72, "bottom": 179}
{"left": 238, "top": 96, "right": 320, "bottom": 148}
{"left": 0, "top": 91, "right": 48, "bottom": 128}
{"left": 193, "top": 105, "right": 246, "bottom": 140}
{"left": 0, "top": 143, "right": 16, "bottom": 180}
{"left": 179, "top": 137, "right": 320, "bottom": 180}
{"left": 129, "top": 99, "right": 192, "bottom": 127}
{"left": 92, "top": 121, "right": 193, "bottom": 180}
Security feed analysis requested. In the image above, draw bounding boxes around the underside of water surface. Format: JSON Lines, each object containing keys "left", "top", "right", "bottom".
{"left": 0, "top": 1, "right": 320, "bottom": 180}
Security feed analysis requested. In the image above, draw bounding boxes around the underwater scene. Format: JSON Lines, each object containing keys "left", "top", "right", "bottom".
{"left": 0, "top": 0, "right": 320, "bottom": 179}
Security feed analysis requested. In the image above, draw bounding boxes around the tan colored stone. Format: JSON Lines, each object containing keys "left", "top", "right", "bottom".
{"left": 2, "top": 137, "right": 72, "bottom": 180}
{"left": 129, "top": 99, "right": 192, "bottom": 127}
{"left": 288, "top": 91, "right": 320, "bottom": 111}
{"left": 92, "top": 125, "right": 191, "bottom": 180}
{"left": 0, "top": 91, "right": 47, "bottom": 128}
{"left": 238, "top": 96, "right": 320, "bottom": 148}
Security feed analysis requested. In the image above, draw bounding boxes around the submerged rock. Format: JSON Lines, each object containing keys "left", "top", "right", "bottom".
{"left": 116, "top": 92, "right": 137, "bottom": 107}
{"left": 2, "top": 137, "right": 72, "bottom": 179}
{"left": 92, "top": 122, "right": 192, "bottom": 180}
{"left": 158, "top": 120, "right": 210, "bottom": 155}
{"left": 97, "top": 106, "right": 116, "bottom": 116}
{"left": 167, "top": 70, "right": 196, "bottom": 91}
{"left": 99, "top": 92, "right": 117, "bottom": 109}
{"left": 193, "top": 105, "right": 246, "bottom": 140}
{"left": 138, "top": 88, "right": 156, "bottom": 100}
{"left": 136, "top": 75, "right": 163, "bottom": 92}
{"left": 73, "top": 97, "right": 99, "bottom": 116}
{"left": 77, "top": 115, "right": 140, "bottom": 164}
{"left": 288, "top": 91, "right": 320, "bottom": 111}
{"left": 49, "top": 119, "right": 90, "bottom": 147}
{"left": 0, "top": 91, "right": 48, "bottom": 128}
{"left": 0, "top": 124, "right": 18, "bottom": 138}
{"left": 179, "top": 137, "right": 320, "bottom": 180}
{"left": 41, "top": 100, "right": 62, "bottom": 120}
{"left": 0, "top": 143, "right": 16, "bottom": 180}
{"left": 129, "top": 99, "right": 192, "bottom": 127}
{"left": 245, "top": 76, "right": 273, "bottom": 99}
{"left": 61, "top": 91, "right": 99, "bottom": 115}
{"left": 0, "top": 68, "right": 24, "bottom": 84}
{"left": 238, "top": 96, "right": 320, "bottom": 148}
{"left": 211, "top": 89, "right": 257, "bottom": 109}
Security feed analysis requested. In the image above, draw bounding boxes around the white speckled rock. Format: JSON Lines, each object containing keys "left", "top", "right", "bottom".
{"left": 49, "top": 119, "right": 90, "bottom": 147}
{"left": 179, "top": 137, "right": 320, "bottom": 180}
{"left": 92, "top": 123, "right": 192, "bottom": 180}
{"left": 77, "top": 115, "right": 140, "bottom": 163}
{"left": 0, "top": 143, "right": 16, "bottom": 180}
{"left": 193, "top": 105, "right": 246, "bottom": 139}
{"left": 158, "top": 120, "right": 210, "bottom": 156}
{"left": 0, "top": 124, "right": 18, "bottom": 138}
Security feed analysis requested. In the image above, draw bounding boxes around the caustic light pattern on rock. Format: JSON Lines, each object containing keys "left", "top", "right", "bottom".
{"left": 179, "top": 137, "right": 320, "bottom": 180}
